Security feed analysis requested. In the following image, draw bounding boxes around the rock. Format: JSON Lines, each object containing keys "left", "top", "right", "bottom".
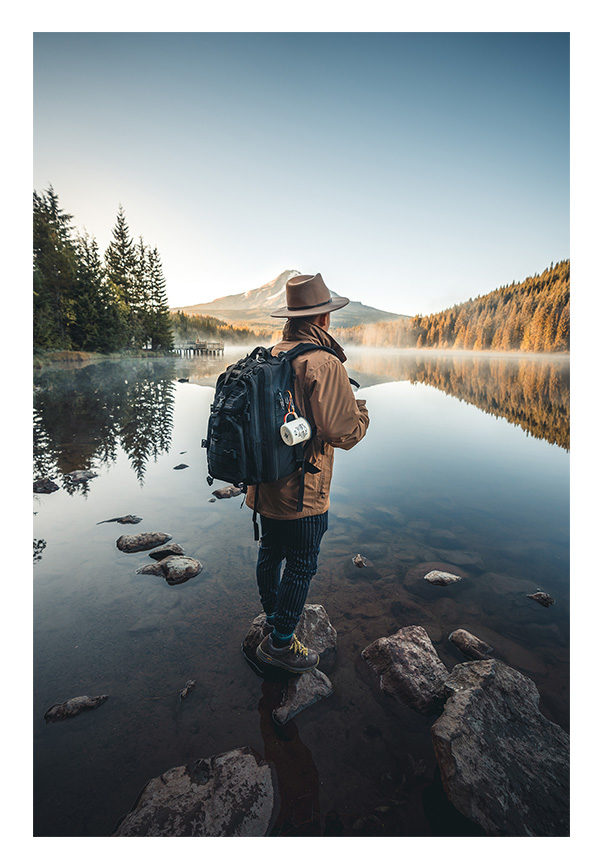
{"left": 97, "top": 515, "right": 142, "bottom": 525}
{"left": 114, "top": 747, "right": 276, "bottom": 836}
{"left": 527, "top": 591, "right": 555, "bottom": 608}
{"left": 135, "top": 562, "right": 164, "bottom": 576}
{"left": 213, "top": 485, "right": 243, "bottom": 499}
{"left": 149, "top": 542, "right": 185, "bottom": 560}
{"left": 404, "top": 561, "right": 469, "bottom": 586}
{"left": 117, "top": 532, "right": 172, "bottom": 553}
{"left": 173, "top": 464, "right": 189, "bottom": 470}
{"left": 425, "top": 570, "right": 462, "bottom": 586}
{"left": 273, "top": 668, "right": 333, "bottom": 725}
{"left": 243, "top": 604, "right": 337, "bottom": 662}
{"left": 431, "top": 659, "right": 569, "bottom": 836}
{"left": 352, "top": 553, "right": 369, "bottom": 568}
{"left": 177, "top": 378, "right": 189, "bottom": 383}
{"left": 33, "top": 477, "right": 59, "bottom": 493}
{"left": 44, "top": 694, "right": 108, "bottom": 722}
{"left": 436, "top": 549, "right": 484, "bottom": 569}
{"left": 361, "top": 625, "right": 449, "bottom": 714}
{"left": 208, "top": 497, "right": 216, "bottom": 503}
{"left": 160, "top": 556, "right": 203, "bottom": 585}
{"left": 448, "top": 628, "right": 493, "bottom": 660}
{"left": 179, "top": 680, "right": 196, "bottom": 700}
{"left": 65, "top": 469, "right": 98, "bottom": 483}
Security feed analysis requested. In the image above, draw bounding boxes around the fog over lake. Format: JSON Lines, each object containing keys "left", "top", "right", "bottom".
{"left": 33, "top": 348, "right": 569, "bottom": 836}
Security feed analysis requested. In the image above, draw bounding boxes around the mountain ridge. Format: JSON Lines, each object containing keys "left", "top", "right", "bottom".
{"left": 171, "top": 270, "right": 407, "bottom": 329}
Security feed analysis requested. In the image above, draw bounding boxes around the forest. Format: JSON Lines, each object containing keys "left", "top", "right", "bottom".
{"left": 334, "top": 260, "right": 570, "bottom": 352}
{"left": 170, "top": 311, "right": 270, "bottom": 345}
{"left": 33, "top": 187, "right": 173, "bottom": 353}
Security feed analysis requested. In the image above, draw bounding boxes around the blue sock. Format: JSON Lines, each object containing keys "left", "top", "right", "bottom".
{"left": 272, "top": 628, "right": 294, "bottom": 648}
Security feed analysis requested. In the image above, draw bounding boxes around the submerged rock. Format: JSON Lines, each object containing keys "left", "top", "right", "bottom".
{"left": 352, "top": 553, "right": 369, "bottom": 568}
{"left": 179, "top": 680, "right": 196, "bottom": 701}
{"left": 33, "top": 477, "right": 59, "bottom": 494}
{"left": 435, "top": 549, "right": 484, "bottom": 569}
{"left": 173, "top": 464, "right": 189, "bottom": 470}
{"left": 114, "top": 747, "right": 276, "bottom": 836}
{"left": 97, "top": 515, "right": 142, "bottom": 525}
{"left": 65, "top": 469, "right": 98, "bottom": 483}
{"left": 425, "top": 570, "right": 462, "bottom": 586}
{"left": 431, "top": 659, "right": 569, "bottom": 836}
{"left": 135, "top": 562, "right": 164, "bottom": 576}
{"left": 273, "top": 669, "right": 333, "bottom": 725}
{"left": 117, "top": 532, "right": 172, "bottom": 553}
{"left": 361, "top": 625, "right": 449, "bottom": 714}
{"left": 44, "top": 694, "right": 108, "bottom": 722}
{"left": 448, "top": 628, "right": 493, "bottom": 660}
{"left": 149, "top": 542, "right": 185, "bottom": 560}
{"left": 527, "top": 591, "right": 555, "bottom": 608}
{"left": 208, "top": 497, "right": 216, "bottom": 503}
{"left": 213, "top": 485, "right": 243, "bottom": 499}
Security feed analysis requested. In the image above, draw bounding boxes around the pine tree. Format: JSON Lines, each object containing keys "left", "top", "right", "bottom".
{"left": 105, "top": 205, "right": 137, "bottom": 346}
{"left": 147, "top": 246, "right": 173, "bottom": 350}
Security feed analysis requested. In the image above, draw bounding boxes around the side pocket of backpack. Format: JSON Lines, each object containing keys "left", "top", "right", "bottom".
{"left": 207, "top": 414, "right": 247, "bottom": 484}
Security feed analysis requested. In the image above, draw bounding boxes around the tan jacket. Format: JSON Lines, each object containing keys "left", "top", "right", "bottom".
{"left": 246, "top": 321, "right": 369, "bottom": 519}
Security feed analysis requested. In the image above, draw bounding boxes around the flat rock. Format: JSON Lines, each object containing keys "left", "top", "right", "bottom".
{"left": 404, "top": 561, "right": 469, "bottom": 585}
{"left": 98, "top": 514, "right": 142, "bottom": 525}
{"left": 213, "top": 485, "right": 243, "bottom": 499}
{"left": 361, "top": 625, "right": 449, "bottom": 714}
{"left": 33, "top": 477, "right": 59, "bottom": 493}
{"left": 431, "top": 659, "right": 569, "bottom": 836}
{"left": 425, "top": 570, "right": 462, "bottom": 586}
{"left": 272, "top": 669, "right": 333, "bottom": 725}
{"left": 65, "top": 469, "right": 98, "bottom": 482}
{"left": 117, "top": 532, "right": 172, "bottom": 553}
{"left": 113, "top": 747, "right": 276, "bottom": 836}
{"left": 44, "top": 694, "right": 108, "bottom": 722}
{"left": 527, "top": 591, "right": 555, "bottom": 608}
{"left": 149, "top": 542, "right": 185, "bottom": 560}
{"left": 448, "top": 628, "right": 493, "bottom": 660}
{"left": 160, "top": 556, "right": 203, "bottom": 585}
{"left": 173, "top": 464, "right": 189, "bottom": 470}
{"left": 436, "top": 549, "right": 484, "bottom": 569}
{"left": 135, "top": 562, "right": 164, "bottom": 576}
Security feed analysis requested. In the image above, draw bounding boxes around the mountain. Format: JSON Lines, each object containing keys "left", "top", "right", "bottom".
{"left": 171, "top": 270, "right": 406, "bottom": 329}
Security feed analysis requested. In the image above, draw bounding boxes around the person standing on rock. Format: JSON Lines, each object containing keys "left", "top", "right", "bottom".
{"left": 247, "top": 273, "right": 369, "bottom": 674}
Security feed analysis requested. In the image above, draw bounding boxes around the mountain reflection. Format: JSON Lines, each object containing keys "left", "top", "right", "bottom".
{"left": 346, "top": 350, "right": 569, "bottom": 450}
{"left": 33, "top": 359, "right": 176, "bottom": 485}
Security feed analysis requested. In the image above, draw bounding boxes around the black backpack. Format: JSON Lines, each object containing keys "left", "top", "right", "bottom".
{"left": 201, "top": 343, "right": 358, "bottom": 538}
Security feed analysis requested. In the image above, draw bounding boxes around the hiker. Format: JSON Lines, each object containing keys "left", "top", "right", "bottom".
{"left": 247, "top": 273, "right": 369, "bottom": 674}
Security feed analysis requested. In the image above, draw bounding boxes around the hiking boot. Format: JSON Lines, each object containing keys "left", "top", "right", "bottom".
{"left": 256, "top": 633, "right": 319, "bottom": 674}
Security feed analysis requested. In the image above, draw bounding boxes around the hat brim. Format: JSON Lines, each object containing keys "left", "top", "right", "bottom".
{"left": 270, "top": 296, "right": 350, "bottom": 318}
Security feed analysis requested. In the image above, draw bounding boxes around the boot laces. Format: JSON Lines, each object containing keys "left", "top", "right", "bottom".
{"left": 290, "top": 634, "right": 309, "bottom": 658}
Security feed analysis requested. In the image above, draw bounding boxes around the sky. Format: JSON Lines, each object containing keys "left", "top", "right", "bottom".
{"left": 33, "top": 32, "right": 569, "bottom": 316}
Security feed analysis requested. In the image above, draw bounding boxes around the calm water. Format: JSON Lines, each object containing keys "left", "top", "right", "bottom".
{"left": 33, "top": 349, "right": 569, "bottom": 836}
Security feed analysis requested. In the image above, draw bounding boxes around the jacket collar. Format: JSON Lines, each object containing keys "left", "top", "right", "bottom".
{"left": 282, "top": 320, "right": 347, "bottom": 363}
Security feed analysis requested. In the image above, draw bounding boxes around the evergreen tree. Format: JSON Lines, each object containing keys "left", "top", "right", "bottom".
{"left": 147, "top": 246, "right": 173, "bottom": 350}
{"left": 105, "top": 205, "right": 137, "bottom": 346}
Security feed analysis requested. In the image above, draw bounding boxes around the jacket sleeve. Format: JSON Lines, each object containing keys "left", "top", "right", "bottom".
{"left": 308, "top": 357, "right": 369, "bottom": 450}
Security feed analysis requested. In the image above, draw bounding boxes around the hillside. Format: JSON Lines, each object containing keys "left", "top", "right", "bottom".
{"left": 334, "top": 260, "right": 569, "bottom": 352}
{"left": 171, "top": 269, "right": 406, "bottom": 330}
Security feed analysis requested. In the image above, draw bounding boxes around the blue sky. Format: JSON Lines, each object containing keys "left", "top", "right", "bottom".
{"left": 33, "top": 33, "right": 569, "bottom": 315}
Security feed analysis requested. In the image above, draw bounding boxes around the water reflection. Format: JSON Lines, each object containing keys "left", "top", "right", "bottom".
{"left": 345, "top": 350, "right": 569, "bottom": 449}
{"left": 33, "top": 359, "right": 176, "bottom": 485}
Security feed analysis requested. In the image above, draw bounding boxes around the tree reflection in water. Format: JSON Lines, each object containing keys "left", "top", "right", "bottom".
{"left": 33, "top": 359, "right": 176, "bottom": 486}
{"left": 346, "top": 351, "right": 569, "bottom": 450}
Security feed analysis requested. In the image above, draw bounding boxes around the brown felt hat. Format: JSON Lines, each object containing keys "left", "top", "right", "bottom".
{"left": 270, "top": 272, "right": 349, "bottom": 318}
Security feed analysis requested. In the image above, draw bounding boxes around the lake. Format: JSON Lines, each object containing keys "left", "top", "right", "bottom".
{"left": 33, "top": 348, "right": 569, "bottom": 836}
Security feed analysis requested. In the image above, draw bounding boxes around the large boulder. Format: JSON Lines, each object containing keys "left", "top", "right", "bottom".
{"left": 431, "top": 659, "right": 569, "bottom": 836}
{"left": 361, "top": 625, "right": 449, "bottom": 714}
{"left": 117, "top": 532, "right": 172, "bottom": 553}
{"left": 114, "top": 747, "right": 276, "bottom": 836}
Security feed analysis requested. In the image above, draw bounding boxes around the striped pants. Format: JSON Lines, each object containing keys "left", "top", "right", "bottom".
{"left": 256, "top": 512, "right": 329, "bottom": 637}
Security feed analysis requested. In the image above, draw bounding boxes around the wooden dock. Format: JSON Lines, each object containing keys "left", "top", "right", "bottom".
{"left": 173, "top": 340, "right": 224, "bottom": 357}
